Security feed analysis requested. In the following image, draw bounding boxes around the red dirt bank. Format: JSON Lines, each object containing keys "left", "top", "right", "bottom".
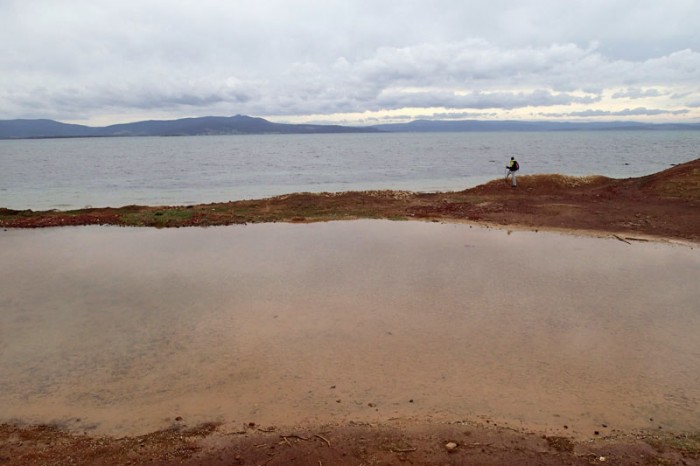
{"left": 2, "top": 158, "right": 700, "bottom": 242}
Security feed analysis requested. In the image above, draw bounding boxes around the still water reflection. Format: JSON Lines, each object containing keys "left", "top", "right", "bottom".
{"left": 1, "top": 221, "right": 699, "bottom": 437}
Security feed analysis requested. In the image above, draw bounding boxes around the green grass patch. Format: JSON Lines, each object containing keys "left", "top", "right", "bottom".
{"left": 646, "top": 432, "right": 700, "bottom": 454}
{"left": 119, "top": 208, "right": 193, "bottom": 227}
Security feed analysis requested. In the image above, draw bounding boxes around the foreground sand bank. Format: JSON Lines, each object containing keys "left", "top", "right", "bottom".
{"left": 2, "top": 221, "right": 699, "bottom": 464}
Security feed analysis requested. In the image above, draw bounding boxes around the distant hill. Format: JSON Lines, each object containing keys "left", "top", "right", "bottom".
{"left": 0, "top": 115, "right": 379, "bottom": 139}
{"left": 0, "top": 119, "right": 97, "bottom": 139}
{"left": 2, "top": 115, "right": 700, "bottom": 139}
{"left": 93, "top": 115, "right": 379, "bottom": 137}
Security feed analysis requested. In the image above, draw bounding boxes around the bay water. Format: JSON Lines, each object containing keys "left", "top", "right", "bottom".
{"left": 1, "top": 131, "right": 699, "bottom": 210}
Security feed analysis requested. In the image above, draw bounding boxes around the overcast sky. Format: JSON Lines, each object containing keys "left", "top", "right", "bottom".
{"left": 1, "top": 0, "right": 699, "bottom": 126}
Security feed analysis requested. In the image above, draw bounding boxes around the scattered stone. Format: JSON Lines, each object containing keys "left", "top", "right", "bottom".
{"left": 175, "top": 416, "right": 183, "bottom": 422}
{"left": 445, "top": 441, "right": 458, "bottom": 452}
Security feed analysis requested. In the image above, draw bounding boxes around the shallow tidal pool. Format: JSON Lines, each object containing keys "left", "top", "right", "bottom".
{"left": 1, "top": 221, "right": 699, "bottom": 438}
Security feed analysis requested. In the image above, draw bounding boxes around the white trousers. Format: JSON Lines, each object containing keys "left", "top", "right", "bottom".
{"left": 507, "top": 171, "right": 517, "bottom": 186}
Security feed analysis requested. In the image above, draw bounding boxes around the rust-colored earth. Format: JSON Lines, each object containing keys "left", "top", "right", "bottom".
{"left": 2, "top": 160, "right": 700, "bottom": 465}
{"left": 2, "top": 158, "right": 700, "bottom": 243}
{"left": 2, "top": 420, "right": 699, "bottom": 465}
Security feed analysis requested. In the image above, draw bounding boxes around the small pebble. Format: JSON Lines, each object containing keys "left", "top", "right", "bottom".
{"left": 445, "top": 441, "right": 458, "bottom": 452}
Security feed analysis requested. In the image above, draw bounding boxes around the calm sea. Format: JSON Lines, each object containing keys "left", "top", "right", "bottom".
{"left": 1, "top": 131, "right": 699, "bottom": 210}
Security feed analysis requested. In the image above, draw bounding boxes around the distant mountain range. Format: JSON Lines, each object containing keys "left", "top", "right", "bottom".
{"left": 0, "top": 115, "right": 379, "bottom": 139}
{"left": 1, "top": 114, "right": 699, "bottom": 139}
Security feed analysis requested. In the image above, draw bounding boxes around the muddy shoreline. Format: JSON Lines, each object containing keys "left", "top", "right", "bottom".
{"left": 3, "top": 419, "right": 699, "bottom": 465}
{"left": 2, "top": 159, "right": 700, "bottom": 244}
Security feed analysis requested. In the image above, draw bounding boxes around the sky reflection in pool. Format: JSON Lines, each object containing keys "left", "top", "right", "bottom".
{"left": 1, "top": 221, "right": 699, "bottom": 437}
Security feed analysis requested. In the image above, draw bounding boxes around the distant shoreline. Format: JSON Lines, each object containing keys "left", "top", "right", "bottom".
{"left": 2, "top": 114, "right": 700, "bottom": 139}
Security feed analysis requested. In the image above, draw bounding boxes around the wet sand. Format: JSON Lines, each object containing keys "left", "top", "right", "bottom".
{"left": 1, "top": 221, "right": 699, "bottom": 440}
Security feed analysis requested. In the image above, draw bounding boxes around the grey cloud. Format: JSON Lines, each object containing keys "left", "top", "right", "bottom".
{"left": 671, "top": 92, "right": 694, "bottom": 100}
{"left": 612, "top": 88, "right": 664, "bottom": 99}
{"left": 543, "top": 107, "right": 691, "bottom": 118}
{"left": 4, "top": 82, "right": 258, "bottom": 122}
{"left": 354, "top": 41, "right": 597, "bottom": 88}
{"left": 1, "top": 1, "right": 699, "bottom": 123}
{"left": 376, "top": 90, "right": 600, "bottom": 111}
{"left": 615, "top": 108, "right": 689, "bottom": 116}
{"left": 421, "top": 112, "right": 498, "bottom": 120}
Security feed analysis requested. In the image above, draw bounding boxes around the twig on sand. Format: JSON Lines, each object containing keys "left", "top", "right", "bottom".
{"left": 625, "top": 236, "right": 650, "bottom": 242}
{"left": 315, "top": 433, "right": 331, "bottom": 447}
{"left": 613, "top": 234, "right": 632, "bottom": 244}
{"left": 391, "top": 447, "right": 417, "bottom": 453}
{"left": 280, "top": 434, "right": 311, "bottom": 441}
{"left": 464, "top": 442, "right": 494, "bottom": 448}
